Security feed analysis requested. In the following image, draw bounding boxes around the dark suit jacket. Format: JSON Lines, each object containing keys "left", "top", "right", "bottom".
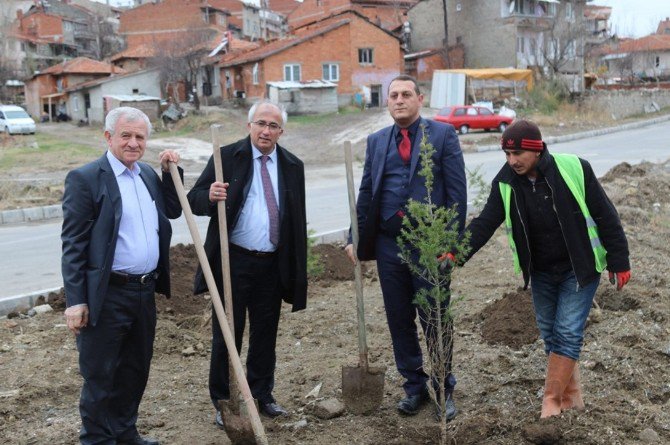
{"left": 356, "top": 117, "right": 467, "bottom": 260}
{"left": 61, "top": 154, "right": 182, "bottom": 326}
{"left": 187, "top": 136, "right": 308, "bottom": 312}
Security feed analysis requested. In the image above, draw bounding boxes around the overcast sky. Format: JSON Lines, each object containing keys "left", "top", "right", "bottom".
{"left": 591, "top": 0, "right": 670, "bottom": 38}
{"left": 94, "top": 0, "right": 670, "bottom": 39}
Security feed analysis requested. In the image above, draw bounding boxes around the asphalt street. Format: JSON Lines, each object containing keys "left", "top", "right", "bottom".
{"left": 1, "top": 119, "right": 668, "bottom": 305}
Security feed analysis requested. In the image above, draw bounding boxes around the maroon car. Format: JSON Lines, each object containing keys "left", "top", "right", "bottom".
{"left": 434, "top": 105, "right": 513, "bottom": 134}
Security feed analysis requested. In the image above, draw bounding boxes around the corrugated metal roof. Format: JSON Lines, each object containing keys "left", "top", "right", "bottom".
{"left": 267, "top": 80, "right": 337, "bottom": 88}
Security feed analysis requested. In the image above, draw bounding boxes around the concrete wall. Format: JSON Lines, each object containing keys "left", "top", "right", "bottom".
{"left": 586, "top": 89, "right": 670, "bottom": 119}
{"left": 271, "top": 87, "right": 338, "bottom": 115}
{"left": 82, "top": 70, "right": 162, "bottom": 123}
{"left": 451, "top": 0, "right": 517, "bottom": 68}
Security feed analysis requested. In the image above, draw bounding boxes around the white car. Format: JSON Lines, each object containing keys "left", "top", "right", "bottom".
{"left": 0, "top": 105, "right": 36, "bottom": 135}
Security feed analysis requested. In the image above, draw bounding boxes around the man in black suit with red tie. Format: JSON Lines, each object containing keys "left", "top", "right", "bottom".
{"left": 346, "top": 75, "right": 467, "bottom": 419}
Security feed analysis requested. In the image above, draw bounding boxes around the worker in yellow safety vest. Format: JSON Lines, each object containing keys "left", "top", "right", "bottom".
{"left": 442, "top": 119, "right": 631, "bottom": 419}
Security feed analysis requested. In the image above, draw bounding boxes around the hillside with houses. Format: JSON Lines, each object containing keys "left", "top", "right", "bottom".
{"left": 1, "top": 1, "right": 669, "bottom": 124}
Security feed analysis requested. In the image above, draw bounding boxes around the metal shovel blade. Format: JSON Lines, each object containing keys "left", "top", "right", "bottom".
{"left": 219, "top": 398, "right": 257, "bottom": 445}
{"left": 342, "top": 364, "right": 387, "bottom": 415}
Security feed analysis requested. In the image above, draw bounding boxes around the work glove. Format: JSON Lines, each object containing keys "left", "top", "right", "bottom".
{"left": 437, "top": 252, "right": 456, "bottom": 274}
{"left": 608, "top": 270, "right": 631, "bottom": 290}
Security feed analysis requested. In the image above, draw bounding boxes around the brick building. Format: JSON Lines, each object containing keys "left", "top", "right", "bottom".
{"left": 24, "top": 57, "right": 122, "bottom": 118}
{"left": 218, "top": 10, "right": 402, "bottom": 108}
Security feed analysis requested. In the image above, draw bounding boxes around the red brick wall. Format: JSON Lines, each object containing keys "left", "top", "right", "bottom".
{"left": 408, "top": 45, "right": 464, "bottom": 82}
{"left": 24, "top": 75, "right": 58, "bottom": 117}
{"left": 21, "top": 13, "right": 63, "bottom": 41}
{"left": 230, "top": 14, "right": 401, "bottom": 103}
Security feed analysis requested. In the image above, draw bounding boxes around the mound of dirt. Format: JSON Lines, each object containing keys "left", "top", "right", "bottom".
{"left": 480, "top": 288, "right": 539, "bottom": 349}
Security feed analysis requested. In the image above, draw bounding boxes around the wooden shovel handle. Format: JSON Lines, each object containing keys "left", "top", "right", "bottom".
{"left": 344, "top": 141, "right": 369, "bottom": 369}
{"left": 168, "top": 163, "right": 268, "bottom": 445}
{"left": 210, "top": 125, "right": 239, "bottom": 399}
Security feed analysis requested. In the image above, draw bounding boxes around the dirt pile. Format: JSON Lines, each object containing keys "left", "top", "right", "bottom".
{"left": 1, "top": 160, "right": 669, "bottom": 444}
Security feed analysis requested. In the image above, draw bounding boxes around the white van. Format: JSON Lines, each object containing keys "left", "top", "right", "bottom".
{"left": 0, "top": 105, "right": 36, "bottom": 135}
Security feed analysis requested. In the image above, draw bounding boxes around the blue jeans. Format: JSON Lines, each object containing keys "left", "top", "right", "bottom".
{"left": 530, "top": 271, "right": 599, "bottom": 360}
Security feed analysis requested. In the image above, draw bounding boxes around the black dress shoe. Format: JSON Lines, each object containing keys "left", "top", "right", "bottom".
{"left": 215, "top": 410, "right": 224, "bottom": 429}
{"left": 397, "top": 391, "right": 429, "bottom": 415}
{"left": 435, "top": 394, "right": 457, "bottom": 421}
{"left": 260, "top": 401, "right": 288, "bottom": 417}
{"left": 118, "top": 433, "right": 160, "bottom": 445}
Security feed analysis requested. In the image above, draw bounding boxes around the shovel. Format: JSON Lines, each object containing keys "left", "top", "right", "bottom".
{"left": 167, "top": 161, "right": 268, "bottom": 445}
{"left": 210, "top": 125, "right": 258, "bottom": 444}
{"left": 341, "top": 141, "right": 386, "bottom": 415}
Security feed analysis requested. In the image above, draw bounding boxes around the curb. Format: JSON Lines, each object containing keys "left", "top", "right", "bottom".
{"left": 2, "top": 114, "right": 669, "bottom": 226}
{"left": 0, "top": 287, "right": 63, "bottom": 317}
{"left": 476, "top": 113, "right": 670, "bottom": 153}
{"left": 1, "top": 204, "right": 62, "bottom": 225}
{"left": 0, "top": 228, "right": 350, "bottom": 317}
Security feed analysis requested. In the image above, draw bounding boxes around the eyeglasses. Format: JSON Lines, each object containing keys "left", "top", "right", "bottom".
{"left": 251, "top": 120, "right": 282, "bottom": 131}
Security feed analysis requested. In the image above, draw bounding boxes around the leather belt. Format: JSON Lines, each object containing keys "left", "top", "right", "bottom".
{"left": 230, "top": 243, "right": 276, "bottom": 258}
{"left": 109, "top": 270, "right": 158, "bottom": 286}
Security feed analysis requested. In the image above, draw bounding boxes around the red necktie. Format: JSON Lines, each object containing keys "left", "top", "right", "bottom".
{"left": 399, "top": 128, "right": 411, "bottom": 163}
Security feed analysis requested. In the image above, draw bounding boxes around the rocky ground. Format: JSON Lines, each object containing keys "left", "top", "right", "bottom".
{"left": 1, "top": 159, "right": 669, "bottom": 444}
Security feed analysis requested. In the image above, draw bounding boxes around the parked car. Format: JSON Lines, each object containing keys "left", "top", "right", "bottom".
{"left": 0, "top": 105, "right": 36, "bottom": 135}
{"left": 433, "top": 105, "right": 513, "bottom": 135}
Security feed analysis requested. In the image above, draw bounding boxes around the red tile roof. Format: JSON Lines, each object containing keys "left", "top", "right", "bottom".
{"left": 110, "top": 43, "right": 158, "bottom": 62}
{"left": 37, "top": 57, "right": 125, "bottom": 76}
{"left": 616, "top": 34, "right": 670, "bottom": 53}
{"left": 219, "top": 16, "right": 351, "bottom": 67}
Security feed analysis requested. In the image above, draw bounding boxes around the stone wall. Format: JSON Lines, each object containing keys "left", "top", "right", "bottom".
{"left": 585, "top": 89, "right": 670, "bottom": 119}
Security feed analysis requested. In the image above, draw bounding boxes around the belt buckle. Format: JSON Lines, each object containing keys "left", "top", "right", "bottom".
{"left": 139, "top": 272, "right": 152, "bottom": 285}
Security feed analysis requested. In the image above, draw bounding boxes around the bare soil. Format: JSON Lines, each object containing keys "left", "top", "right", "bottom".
{"left": 1, "top": 160, "right": 669, "bottom": 444}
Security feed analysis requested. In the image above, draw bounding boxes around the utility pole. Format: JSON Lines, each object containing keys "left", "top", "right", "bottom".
{"left": 442, "top": 0, "right": 450, "bottom": 68}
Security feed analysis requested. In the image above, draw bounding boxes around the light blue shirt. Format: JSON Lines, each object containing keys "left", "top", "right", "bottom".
{"left": 230, "top": 145, "right": 280, "bottom": 252}
{"left": 107, "top": 151, "right": 159, "bottom": 274}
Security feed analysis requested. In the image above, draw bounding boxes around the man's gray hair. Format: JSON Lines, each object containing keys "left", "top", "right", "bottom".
{"left": 247, "top": 100, "right": 288, "bottom": 126}
{"left": 105, "top": 107, "right": 152, "bottom": 136}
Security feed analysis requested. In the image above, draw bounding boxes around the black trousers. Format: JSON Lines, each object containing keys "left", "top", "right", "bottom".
{"left": 209, "top": 249, "right": 282, "bottom": 408}
{"left": 375, "top": 234, "right": 456, "bottom": 397}
{"left": 76, "top": 281, "right": 156, "bottom": 445}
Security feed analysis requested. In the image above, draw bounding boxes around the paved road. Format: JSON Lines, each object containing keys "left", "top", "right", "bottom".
{"left": 1, "top": 120, "right": 669, "bottom": 301}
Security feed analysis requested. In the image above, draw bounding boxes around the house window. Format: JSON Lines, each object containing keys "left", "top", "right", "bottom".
{"left": 516, "top": 36, "right": 525, "bottom": 53}
{"left": 655, "top": 56, "right": 661, "bottom": 68}
{"left": 284, "top": 63, "right": 301, "bottom": 81}
{"left": 529, "top": 37, "right": 536, "bottom": 58}
{"left": 252, "top": 63, "right": 259, "bottom": 85}
{"left": 73, "top": 96, "right": 79, "bottom": 112}
{"left": 565, "top": 2, "right": 574, "bottom": 21}
{"left": 358, "top": 48, "right": 373, "bottom": 65}
{"left": 322, "top": 63, "right": 339, "bottom": 81}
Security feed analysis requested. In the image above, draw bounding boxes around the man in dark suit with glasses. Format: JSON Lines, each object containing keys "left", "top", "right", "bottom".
{"left": 187, "top": 100, "right": 307, "bottom": 425}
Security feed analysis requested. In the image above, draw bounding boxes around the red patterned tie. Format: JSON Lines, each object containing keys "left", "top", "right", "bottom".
{"left": 260, "top": 155, "right": 279, "bottom": 245}
{"left": 399, "top": 128, "right": 411, "bottom": 163}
